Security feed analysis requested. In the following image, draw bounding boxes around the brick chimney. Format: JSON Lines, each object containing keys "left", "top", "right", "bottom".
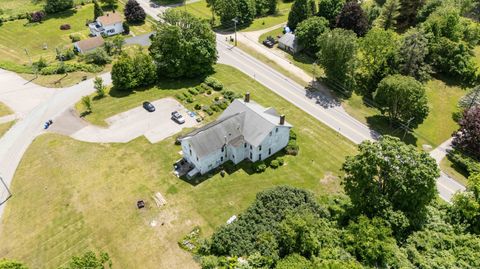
{"left": 245, "top": 92, "right": 250, "bottom": 103}
{"left": 280, "top": 115, "right": 285, "bottom": 125}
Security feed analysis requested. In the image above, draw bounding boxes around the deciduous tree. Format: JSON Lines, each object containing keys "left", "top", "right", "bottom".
{"left": 124, "top": 0, "right": 146, "bottom": 23}
{"left": 62, "top": 251, "right": 112, "bottom": 269}
{"left": 451, "top": 173, "right": 480, "bottom": 234}
{"left": 149, "top": 9, "right": 217, "bottom": 78}
{"left": 214, "top": 0, "right": 256, "bottom": 26}
{"left": 94, "top": 77, "right": 106, "bottom": 98}
{"left": 317, "top": 0, "right": 345, "bottom": 26}
{"left": 295, "top": 16, "right": 329, "bottom": 54}
{"left": 374, "top": 75, "right": 429, "bottom": 127}
{"left": 93, "top": 0, "right": 103, "bottom": 20}
{"left": 452, "top": 105, "right": 480, "bottom": 159}
{"left": 101, "top": 0, "right": 118, "bottom": 11}
{"left": 44, "top": 0, "right": 74, "bottom": 14}
{"left": 355, "top": 28, "right": 399, "bottom": 97}
{"left": 287, "top": 0, "right": 317, "bottom": 31}
{"left": 316, "top": 29, "right": 357, "bottom": 96}
{"left": 342, "top": 136, "right": 439, "bottom": 225}
{"left": 335, "top": 1, "right": 368, "bottom": 36}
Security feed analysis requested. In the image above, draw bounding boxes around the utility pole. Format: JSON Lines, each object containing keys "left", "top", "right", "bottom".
{"left": 24, "top": 48, "right": 37, "bottom": 79}
{"left": 232, "top": 18, "right": 238, "bottom": 46}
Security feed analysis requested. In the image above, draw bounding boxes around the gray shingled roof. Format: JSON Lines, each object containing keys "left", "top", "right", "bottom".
{"left": 182, "top": 99, "right": 292, "bottom": 158}
{"left": 278, "top": 32, "right": 296, "bottom": 49}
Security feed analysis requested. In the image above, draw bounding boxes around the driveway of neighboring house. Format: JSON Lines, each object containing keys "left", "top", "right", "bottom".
{"left": 49, "top": 98, "right": 198, "bottom": 143}
{"left": 125, "top": 32, "right": 155, "bottom": 47}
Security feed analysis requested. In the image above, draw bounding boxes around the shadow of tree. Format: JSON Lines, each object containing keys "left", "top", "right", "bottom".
{"left": 366, "top": 115, "right": 418, "bottom": 146}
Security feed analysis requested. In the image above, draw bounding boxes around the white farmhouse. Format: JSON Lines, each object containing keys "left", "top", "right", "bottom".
{"left": 89, "top": 12, "right": 124, "bottom": 37}
{"left": 180, "top": 93, "right": 292, "bottom": 176}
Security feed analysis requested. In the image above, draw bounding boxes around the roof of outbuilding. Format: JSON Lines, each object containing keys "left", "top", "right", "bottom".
{"left": 98, "top": 12, "right": 123, "bottom": 26}
{"left": 74, "top": 36, "right": 105, "bottom": 52}
{"left": 181, "top": 99, "right": 292, "bottom": 158}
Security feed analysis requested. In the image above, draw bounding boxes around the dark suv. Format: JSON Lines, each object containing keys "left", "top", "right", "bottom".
{"left": 143, "top": 101, "right": 155, "bottom": 112}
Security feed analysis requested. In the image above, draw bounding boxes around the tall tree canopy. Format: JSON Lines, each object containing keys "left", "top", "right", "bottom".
{"left": 375, "top": 0, "right": 401, "bottom": 30}
{"left": 398, "top": 0, "right": 424, "bottom": 27}
{"left": 317, "top": 0, "right": 345, "bottom": 26}
{"left": 355, "top": 28, "right": 399, "bottom": 97}
{"left": 452, "top": 105, "right": 480, "bottom": 159}
{"left": 295, "top": 16, "right": 329, "bottom": 54}
{"left": 374, "top": 75, "right": 429, "bottom": 127}
{"left": 44, "top": 0, "right": 74, "bottom": 14}
{"left": 93, "top": 0, "right": 104, "bottom": 20}
{"left": 149, "top": 9, "right": 217, "bottom": 78}
{"left": 451, "top": 173, "right": 480, "bottom": 234}
{"left": 316, "top": 29, "right": 357, "bottom": 95}
{"left": 101, "top": 0, "right": 118, "bottom": 11}
{"left": 335, "top": 1, "right": 369, "bottom": 36}
{"left": 397, "top": 28, "right": 431, "bottom": 81}
{"left": 111, "top": 51, "right": 156, "bottom": 91}
{"left": 214, "top": 0, "right": 256, "bottom": 26}
{"left": 287, "top": 0, "right": 317, "bottom": 31}
{"left": 255, "top": 0, "right": 277, "bottom": 16}
{"left": 124, "top": 0, "right": 146, "bottom": 23}
{"left": 342, "top": 136, "right": 439, "bottom": 226}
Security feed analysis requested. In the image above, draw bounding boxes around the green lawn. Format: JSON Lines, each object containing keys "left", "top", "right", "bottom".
{"left": 0, "top": 121, "right": 15, "bottom": 138}
{"left": 0, "top": 0, "right": 43, "bottom": 18}
{"left": 0, "top": 103, "right": 13, "bottom": 117}
{"left": 440, "top": 156, "right": 468, "bottom": 186}
{"left": 178, "top": 0, "right": 292, "bottom": 31}
{"left": 0, "top": 64, "right": 356, "bottom": 268}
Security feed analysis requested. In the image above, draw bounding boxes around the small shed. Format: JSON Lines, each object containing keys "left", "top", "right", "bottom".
{"left": 278, "top": 32, "right": 302, "bottom": 54}
{"left": 74, "top": 36, "right": 105, "bottom": 54}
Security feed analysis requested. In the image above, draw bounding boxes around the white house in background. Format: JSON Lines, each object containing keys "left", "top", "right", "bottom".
{"left": 180, "top": 93, "right": 292, "bottom": 176}
{"left": 74, "top": 36, "right": 105, "bottom": 54}
{"left": 89, "top": 12, "right": 124, "bottom": 37}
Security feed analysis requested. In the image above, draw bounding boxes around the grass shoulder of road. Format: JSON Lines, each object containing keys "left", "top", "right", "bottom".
{"left": 0, "top": 64, "right": 356, "bottom": 268}
{"left": 0, "top": 103, "right": 13, "bottom": 117}
{"left": 440, "top": 156, "right": 469, "bottom": 186}
{"left": 0, "top": 120, "right": 15, "bottom": 138}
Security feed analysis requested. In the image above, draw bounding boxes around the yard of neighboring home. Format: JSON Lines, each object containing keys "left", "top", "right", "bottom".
{"left": 0, "top": 2, "right": 153, "bottom": 87}
{"left": 177, "top": 0, "right": 293, "bottom": 31}
{"left": 440, "top": 156, "right": 469, "bottom": 186}
{"left": 0, "top": 64, "right": 356, "bottom": 268}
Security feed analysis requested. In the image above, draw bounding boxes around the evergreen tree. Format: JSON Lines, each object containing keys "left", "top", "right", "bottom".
{"left": 376, "top": 0, "right": 401, "bottom": 30}
{"left": 124, "top": 0, "right": 146, "bottom": 23}
{"left": 397, "top": 28, "right": 431, "bottom": 81}
{"left": 287, "top": 0, "right": 316, "bottom": 31}
{"left": 93, "top": 0, "right": 103, "bottom": 20}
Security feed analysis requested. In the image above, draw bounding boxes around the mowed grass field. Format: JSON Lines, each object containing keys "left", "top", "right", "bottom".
{"left": 0, "top": 0, "right": 43, "bottom": 18}
{"left": 0, "top": 64, "right": 356, "bottom": 268}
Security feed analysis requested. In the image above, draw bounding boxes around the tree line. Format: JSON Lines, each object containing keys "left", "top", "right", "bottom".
{"left": 192, "top": 136, "right": 480, "bottom": 269}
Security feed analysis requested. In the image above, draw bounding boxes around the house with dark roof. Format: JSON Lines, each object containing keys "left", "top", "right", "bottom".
{"left": 89, "top": 12, "right": 124, "bottom": 37}
{"left": 74, "top": 36, "right": 105, "bottom": 54}
{"left": 180, "top": 93, "right": 292, "bottom": 176}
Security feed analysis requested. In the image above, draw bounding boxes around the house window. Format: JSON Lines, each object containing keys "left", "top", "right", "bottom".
{"left": 250, "top": 145, "right": 252, "bottom": 150}
{"left": 269, "top": 148, "right": 271, "bottom": 155}
{"left": 221, "top": 156, "right": 224, "bottom": 162}
{"left": 250, "top": 152, "right": 252, "bottom": 159}
{"left": 269, "top": 131, "right": 272, "bottom": 136}
{"left": 276, "top": 127, "right": 278, "bottom": 133}
{"left": 244, "top": 143, "right": 247, "bottom": 148}
{"left": 259, "top": 154, "right": 262, "bottom": 160}
{"left": 221, "top": 146, "right": 224, "bottom": 152}
{"left": 107, "top": 29, "right": 115, "bottom": 34}
{"left": 259, "top": 145, "right": 262, "bottom": 151}
{"left": 189, "top": 149, "right": 192, "bottom": 155}
{"left": 196, "top": 157, "right": 199, "bottom": 161}
{"left": 232, "top": 155, "right": 235, "bottom": 159}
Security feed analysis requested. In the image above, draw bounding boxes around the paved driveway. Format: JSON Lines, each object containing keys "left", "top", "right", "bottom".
{"left": 51, "top": 98, "right": 198, "bottom": 143}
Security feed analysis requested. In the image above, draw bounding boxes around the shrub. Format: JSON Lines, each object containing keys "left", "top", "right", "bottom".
{"left": 186, "top": 97, "right": 194, "bottom": 103}
{"left": 285, "top": 140, "right": 299, "bottom": 156}
{"left": 277, "top": 157, "right": 285, "bottom": 166}
{"left": 202, "top": 106, "right": 214, "bottom": 115}
{"left": 205, "top": 76, "right": 224, "bottom": 91}
{"left": 214, "top": 96, "right": 219, "bottom": 101}
{"left": 289, "top": 129, "right": 297, "bottom": 140}
{"left": 196, "top": 86, "right": 205, "bottom": 94}
{"left": 219, "top": 101, "right": 228, "bottom": 110}
{"left": 207, "top": 89, "right": 212, "bottom": 95}
{"left": 69, "top": 34, "right": 81, "bottom": 42}
{"left": 201, "top": 83, "right": 213, "bottom": 91}
{"left": 176, "top": 93, "right": 185, "bottom": 101}
{"left": 270, "top": 160, "right": 279, "bottom": 169}
{"left": 45, "top": 0, "right": 74, "bottom": 14}
{"left": 183, "top": 92, "right": 191, "bottom": 99}
{"left": 211, "top": 104, "right": 220, "bottom": 112}
{"left": 56, "top": 48, "right": 75, "bottom": 61}
{"left": 33, "top": 57, "right": 48, "bottom": 70}
{"left": 123, "top": 22, "right": 130, "bottom": 35}
{"left": 188, "top": 87, "right": 199, "bottom": 95}
{"left": 252, "top": 161, "right": 267, "bottom": 173}
{"left": 447, "top": 150, "right": 480, "bottom": 176}
{"left": 60, "top": 24, "right": 71, "bottom": 30}
{"left": 40, "top": 62, "right": 102, "bottom": 75}
{"left": 28, "top": 11, "right": 45, "bottom": 23}
{"left": 83, "top": 49, "right": 111, "bottom": 65}
{"left": 194, "top": 103, "right": 201, "bottom": 110}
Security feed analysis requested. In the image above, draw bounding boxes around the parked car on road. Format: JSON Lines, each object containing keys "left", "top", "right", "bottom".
{"left": 143, "top": 101, "right": 155, "bottom": 112}
{"left": 171, "top": 111, "right": 185, "bottom": 124}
